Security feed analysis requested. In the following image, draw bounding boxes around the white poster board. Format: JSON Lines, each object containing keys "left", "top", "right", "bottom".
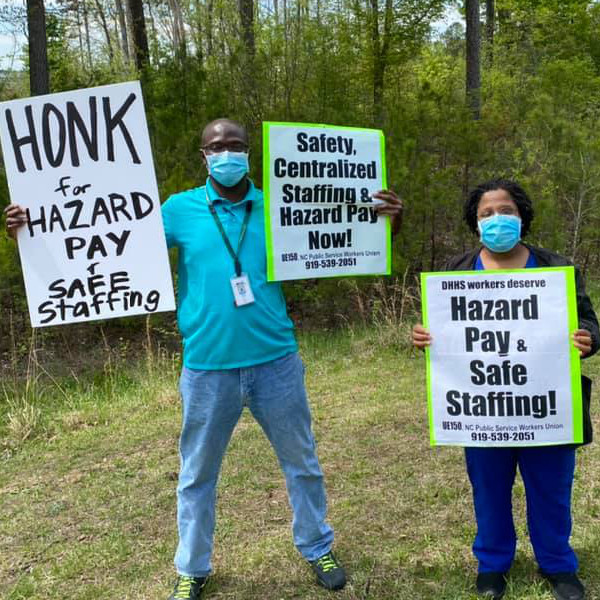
{"left": 263, "top": 122, "right": 391, "bottom": 281}
{"left": 421, "top": 268, "right": 582, "bottom": 446}
{"left": 0, "top": 81, "right": 175, "bottom": 327}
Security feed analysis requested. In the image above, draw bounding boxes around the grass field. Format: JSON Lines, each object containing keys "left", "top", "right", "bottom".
{"left": 2, "top": 327, "right": 600, "bottom": 600}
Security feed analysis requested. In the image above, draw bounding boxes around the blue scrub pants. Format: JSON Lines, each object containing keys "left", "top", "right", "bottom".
{"left": 465, "top": 445, "right": 578, "bottom": 574}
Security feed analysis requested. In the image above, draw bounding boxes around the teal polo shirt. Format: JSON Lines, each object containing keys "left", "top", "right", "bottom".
{"left": 161, "top": 179, "right": 298, "bottom": 370}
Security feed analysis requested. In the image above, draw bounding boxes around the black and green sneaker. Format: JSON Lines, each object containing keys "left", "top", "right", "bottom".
{"left": 310, "top": 551, "right": 347, "bottom": 591}
{"left": 167, "top": 575, "right": 208, "bottom": 600}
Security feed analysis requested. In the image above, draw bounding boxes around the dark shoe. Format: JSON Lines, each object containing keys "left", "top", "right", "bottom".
{"left": 541, "top": 572, "right": 585, "bottom": 600}
{"left": 476, "top": 572, "right": 507, "bottom": 599}
{"left": 310, "top": 551, "right": 347, "bottom": 590}
{"left": 167, "top": 575, "right": 208, "bottom": 600}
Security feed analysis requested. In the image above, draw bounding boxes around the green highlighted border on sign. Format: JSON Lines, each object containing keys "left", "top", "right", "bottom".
{"left": 565, "top": 267, "right": 583, "bottom": 443}
{"left": 421, "top": 266, "right": 582, "bottom": 447}
{"left": 420, "top": 270, "right": 436, "bottom": 446}
{"left": 263, "top": 121, "right": 390, "bottom": 282}
{"left": 263, "top": 121, "right": 276, "bottom": 281}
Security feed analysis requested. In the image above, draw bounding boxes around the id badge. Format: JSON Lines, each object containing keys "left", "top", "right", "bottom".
{"left": 230, "top": 273, "right": 255, "bottom": 307}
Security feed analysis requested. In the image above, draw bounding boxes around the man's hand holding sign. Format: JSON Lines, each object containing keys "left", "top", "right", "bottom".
{"left": 371, "top": 189, "right": 403, "bottom": 234}
{"left": 4, "top": 203, "right": 28, "bottom": 238}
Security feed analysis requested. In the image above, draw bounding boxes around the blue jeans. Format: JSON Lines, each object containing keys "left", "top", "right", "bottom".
{"left": 175, "top": 352, "right": 334, "bottom": 577}
{"left": 465, "top": 446, "right": 577, "bottom": 574}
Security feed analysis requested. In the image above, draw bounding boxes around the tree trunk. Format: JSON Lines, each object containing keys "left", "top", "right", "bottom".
{"left": 168, "top": 0, "right": 187, "bottom": 57}
{"left": 370, "top": 0, "right": 380, "bottom": 125}
{"left": 191, "top": 0, "right": 203, "bottom": 63}
{"left": 466, "top": 0, "right": 481, "bottom": 119}
{"left": 371, "top": 0, "right": 392, "bottom": 128}
{"left": 115, "top": 0, "right": 130, "bottom": 61}
{"left": 82, "top": 0, "right": 93, "bottom": 69}
{"left": 485, "top": 0, "right": 494, "bottom": 65}
{"left": 26, "top": 0, "right": 49, "bottom": 95}
{"left": 76, "top": 4, "right": 85, "bottom": 66}
{"left": 238, "top": 0, "right": 255, "bottom": 57}
{"left": 206, "top": 0, "right": 214, "bottom": 57}
{"left": 144, "top": 0, "right": 158, "bottom": 62}
{"left": 127, "top": 0, "right": 149, "bottom": 70}
{"left": 93, "top": 0, "right": 115, "bottom": 61}
{"left": 125, "top": 0, "right": 135, "bottom": 58}
{"left": 237, "top": 0, "right": 259, "bottom": 125}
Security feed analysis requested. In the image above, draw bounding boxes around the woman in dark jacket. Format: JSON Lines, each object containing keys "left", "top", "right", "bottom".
{"left": 412, "top": 179, "right": 599, "bottom": 600}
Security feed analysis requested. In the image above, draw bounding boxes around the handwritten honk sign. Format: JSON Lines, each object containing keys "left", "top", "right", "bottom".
{"left": 0, "top": 81, "right": 175, "bottom": 327}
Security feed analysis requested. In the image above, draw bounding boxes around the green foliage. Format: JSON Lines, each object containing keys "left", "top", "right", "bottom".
{"left": 3, "top": 0, "right": 600, "bottom": 333}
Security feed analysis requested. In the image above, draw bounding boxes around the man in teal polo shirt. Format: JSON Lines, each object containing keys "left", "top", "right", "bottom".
{"left": 160, "top": 118, "right": 402, "bottom": 600}
{"left": 2, "top": 119, "right": 400, "bottom": 598}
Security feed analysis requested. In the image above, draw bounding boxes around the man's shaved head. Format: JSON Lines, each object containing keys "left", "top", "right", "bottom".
{"left": 201, "top": 119, "right": 249, "bottom": 147}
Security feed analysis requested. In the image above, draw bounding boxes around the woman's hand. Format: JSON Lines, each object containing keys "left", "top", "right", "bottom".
{"left": 412, "top": 323, "right": 431, "bottom": 350}
{"left": 573, "top": 329, "right": 592, "bottom": 357}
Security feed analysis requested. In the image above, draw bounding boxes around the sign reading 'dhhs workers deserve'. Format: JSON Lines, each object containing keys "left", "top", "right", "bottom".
{"left": 263, "top": 122, "right": 391, "bottom": 281}
{"left": 421, "top": 268, "right": 582, "bottom": 446}
{"left": 0, "top": 81, "right": 175, "bottom": 327}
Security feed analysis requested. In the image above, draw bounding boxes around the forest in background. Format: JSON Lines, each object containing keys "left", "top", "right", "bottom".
{"left": 1, "top": 0, "right": 600, "bottom": 359}
{"left": 3, "top": 5, "right": 600, "bottom": 598}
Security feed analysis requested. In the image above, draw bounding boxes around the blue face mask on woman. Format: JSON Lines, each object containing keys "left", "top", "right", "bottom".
{"left": 206, "top": 151, "right": 249, "bottom": 187}
{"left": 478, "top": 214, "right": 522, "bottom": 253}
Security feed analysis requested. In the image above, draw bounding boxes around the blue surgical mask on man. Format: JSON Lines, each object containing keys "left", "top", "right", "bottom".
{"left": 478, "top": 214, "right": 522, "bottom": 253}
{"left": 205, "top": 151, "right": 249, "bottom": 187}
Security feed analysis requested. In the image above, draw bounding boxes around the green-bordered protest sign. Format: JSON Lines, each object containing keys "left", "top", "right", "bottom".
{"left": 421, "top": 267, "right": 582, "bottom": 446}
{"left": 263, "top": 122, "right": 391, "bottom": 281}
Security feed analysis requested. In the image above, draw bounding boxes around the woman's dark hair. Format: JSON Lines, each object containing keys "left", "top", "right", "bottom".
{"left": 464, "top": 179, "right": 534, "bottom": 237}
